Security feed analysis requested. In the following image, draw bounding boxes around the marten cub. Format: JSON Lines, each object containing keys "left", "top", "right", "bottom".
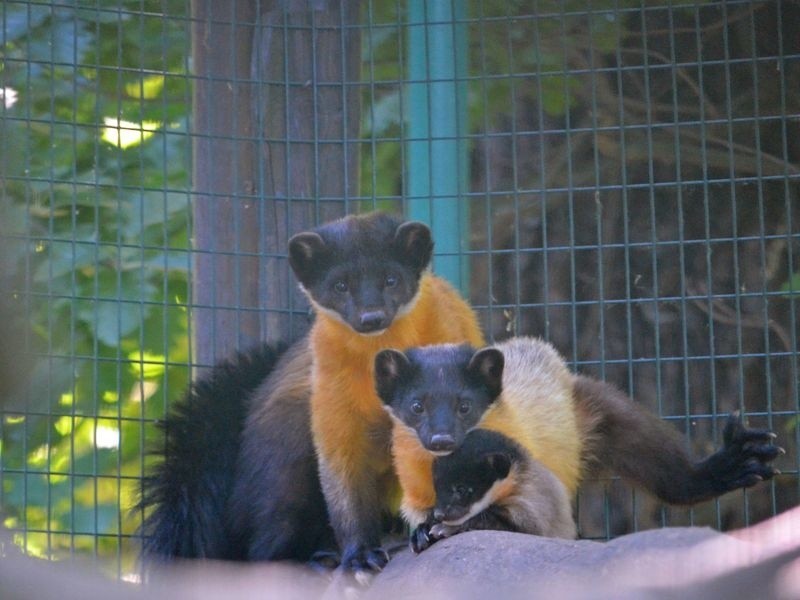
{"left": 410, "top": 428, "right": 576, "bottom": 553}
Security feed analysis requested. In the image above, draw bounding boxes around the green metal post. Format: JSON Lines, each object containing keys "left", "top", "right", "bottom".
{"left": 406, "top": 0, "right": 470, "bottom": 292}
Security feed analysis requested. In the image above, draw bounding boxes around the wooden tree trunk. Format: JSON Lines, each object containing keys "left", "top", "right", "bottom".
{"left": 191, "top": 0, "right": 361, "bottom": 366}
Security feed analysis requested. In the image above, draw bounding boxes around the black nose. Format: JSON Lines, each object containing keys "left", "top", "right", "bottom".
{"left": 359, "top": 310, "right": 387, "bottom": 331}
{"left": 429, "top": 433, "right": 456, "bottom": 453}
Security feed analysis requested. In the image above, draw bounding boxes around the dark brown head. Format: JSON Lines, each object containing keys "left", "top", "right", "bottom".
{"left": 288, "top": 212, "right": 433, "bottom": 334}
{"left": 432, "top": 429, "right": 522, "bottom": 525}
{"left": 374, "top": 344, "right": 504, "bottom": 455}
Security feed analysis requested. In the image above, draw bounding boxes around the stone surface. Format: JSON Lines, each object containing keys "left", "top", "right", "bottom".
{"left": 365, "top": 508, "right": 800, "bottom": 600}
{"left": 3, "top": 507, "right": 800, "bottom": 599}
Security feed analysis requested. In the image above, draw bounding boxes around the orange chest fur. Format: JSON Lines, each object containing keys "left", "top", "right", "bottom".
{"left": 309, "top": 344, "right": 389, "bottom": 469}
{"left": 308, "top": 273, "right": 485, "bottom": 475}
{"left": 391, "top": 426, "right": 436, "bottom": 509}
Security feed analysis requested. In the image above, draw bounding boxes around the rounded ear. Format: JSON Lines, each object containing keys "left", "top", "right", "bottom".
{"left": 374, "top": 349, "right": 412, "bottom": 406}
{"left": 466, "top": 348, "right": 504, "bottom": 399}
{"left": 486, "top": 452, "right": 512, "bottom": 479}
{"left": 288, "top": 232, "right": 326, "bottom": 285}
{"left": 394, "top": 221, "right": 433, "bottom": 271}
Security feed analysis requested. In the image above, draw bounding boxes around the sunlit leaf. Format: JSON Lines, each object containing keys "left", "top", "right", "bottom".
{"left": 53, "top": 415, "right": 79, "bottom": 436}
{"left": 127, "top": 351, "right": 166, "bottom": 379}
{"left": 95, "top": 424, "right": 120, "bottom": 450}
{"left": 129, "top": 380, "right": 159, "bottom": 404}
{"left": 14, "top": 532, "right": 49, "bottom": 559}
{"left": 101, "top": 117, "right": 161, "bottom": 149}
{"left": 125, "top": 74, "right": 166, "bottom": 100}
{"left": 27, "top": 444, "right": 49, "bottom": 468}
{"left": 25, "top": 506, "right": 47, "bottom": 529}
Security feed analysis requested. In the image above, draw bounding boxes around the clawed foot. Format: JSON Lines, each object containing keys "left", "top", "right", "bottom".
{"left": 410, "top": 522, "right": 435, "bottom": 554}
{"left": 701, "top": 412, "right": 783, "bottom": 495}
{"left": 308, "top": 550, "right": 340, "bottom": 573}
{"left": 410, "top": 521, "right": 462, "bottom": 554}
{"left": 340, "top": 545, "right": 390, "bottom": 586}
{"left": 429, "top": 522, "right": 462, "bottom": 540}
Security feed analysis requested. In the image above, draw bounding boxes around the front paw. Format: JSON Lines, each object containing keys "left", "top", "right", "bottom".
{"left": 308, "top": 550, "right": 340, "bottom": 572}
{"left": 410, "top": 521, "right": 460, "bottom": 553}
{"left": 341, "top": 544, "right": 390, "bottom": 580}
{"left": 410, "top": 523, "right": 434, "bottom": 554}
{"left": 429, "top": 522, "right": 462, "bottom": 540}
{"left": 704, "top": 413, "right": 782, "bottom": 493}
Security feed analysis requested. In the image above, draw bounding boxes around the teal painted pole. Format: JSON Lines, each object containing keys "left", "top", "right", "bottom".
{"left": 406, "top": 0, "right": 470, "bottom": 292}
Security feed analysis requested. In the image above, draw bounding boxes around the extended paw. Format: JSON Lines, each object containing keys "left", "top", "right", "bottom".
{"left": 704, "top": 413, "right": 783, "bottom": 493}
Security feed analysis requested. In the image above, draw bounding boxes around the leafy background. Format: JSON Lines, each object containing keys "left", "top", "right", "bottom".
{"left": 1, "top": 1, "right": 191, "bottom": 576}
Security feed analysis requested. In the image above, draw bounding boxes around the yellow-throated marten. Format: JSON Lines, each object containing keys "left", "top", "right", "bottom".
{"left": 413, "top": 428, "right": 576, "bottom": 552}
{"left": 288, "top": 213, "right": 484, "bottom": 572}
{"left": 140, "top": 212, "right": 484, "bottom": 573}
{"left": 375, "top": 337, "right": 781, "bottom": 550}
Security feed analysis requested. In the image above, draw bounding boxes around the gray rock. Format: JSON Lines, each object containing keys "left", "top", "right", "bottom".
{"left": 363, "top": 514, "right": 800, "bottom": 600}
{"left": 3, "top": 508, "right": 800, "bottom": 600}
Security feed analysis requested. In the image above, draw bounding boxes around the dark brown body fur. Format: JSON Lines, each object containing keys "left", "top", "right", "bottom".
{"left": 227, "top": 340, "right": 330, "bottom": 560}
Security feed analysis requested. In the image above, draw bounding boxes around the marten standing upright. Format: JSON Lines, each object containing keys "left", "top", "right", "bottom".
{"left": 374, "top": 337, "right": 781, "bottom": 550}
{"left": 285, "top": 212, "right": 484, "bottom": 573}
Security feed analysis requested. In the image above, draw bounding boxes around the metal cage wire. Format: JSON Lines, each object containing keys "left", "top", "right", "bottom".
{"left": 0, "top": 0, "right": 797, "bottom": 578}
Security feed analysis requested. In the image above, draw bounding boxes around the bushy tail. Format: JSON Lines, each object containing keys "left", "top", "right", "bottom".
{"left": 138, "top": 343, "right": 286, "bottom": 562}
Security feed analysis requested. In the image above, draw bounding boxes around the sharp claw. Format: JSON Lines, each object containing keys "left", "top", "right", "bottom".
{"left": 741, "top": 429, "right": 777, "bottom": 441}
{"left": 308, "top": 550, "right": 340, "bottom": 571}
{"left": 745, "top": 444, "right": 782, "bottom": 461}
{"left": 374, "top": 550, "right": 390, "bottom": 569}
{"left": 410, "top": 527, "right": 430, "bottom": 554}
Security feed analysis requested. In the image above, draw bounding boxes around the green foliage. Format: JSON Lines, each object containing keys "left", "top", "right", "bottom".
{"left": 1, "top": 1, "right": 190, "bottom": 574}
{"left": 781, "top": 272, "right": 800, "bottom": 297}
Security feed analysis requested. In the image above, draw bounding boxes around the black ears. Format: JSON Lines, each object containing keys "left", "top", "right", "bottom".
{"left": 289, "top": 219, "right": 431, "bottom": 283}
{"left": 466, "top": 348, "right": 504, "bottom": 399}
{"left": 374, "top": 349, "right": 412, "bottom": 406}
{"left": 288, "top": 232, "right": 326, "bottom": 286}
{"left": 394, "top": 221, "right": 433, "bottom": 272}
{"left": 486, "top": 452, "right": 512, "bottom": 479}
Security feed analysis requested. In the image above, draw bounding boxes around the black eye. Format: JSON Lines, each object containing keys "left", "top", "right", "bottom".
{"left": 410, "top": 401, "right": 424, "bottom": 415}
{"left": 457, "top": 401, "right": 471, "bottom": 415}
{"left": 333, "top": 280, "right": 348, "bottom": 294}
{"left": 384, "top": 274, "right": 398, "bottom": 288}
{"left": 455, "top": 485, "right": 470, "bottom": 496}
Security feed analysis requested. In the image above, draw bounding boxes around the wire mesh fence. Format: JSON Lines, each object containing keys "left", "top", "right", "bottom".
{"left": 1, "top": 0, "right": 798, "bottom": 580}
